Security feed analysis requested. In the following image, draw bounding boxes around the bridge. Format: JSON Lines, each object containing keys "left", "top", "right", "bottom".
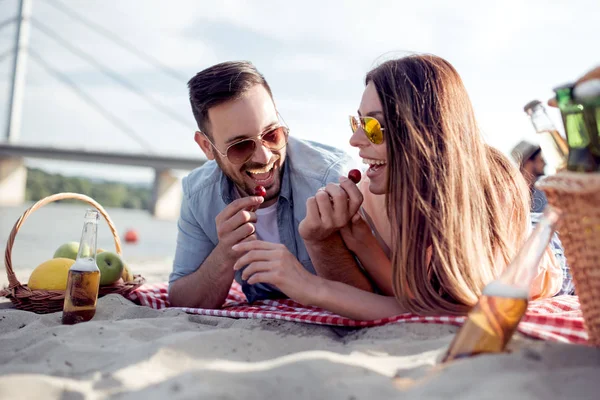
{"left": 0, "top": 0, "right": 207, "bottom": 219}
{"left": 0, "top": 143, "right": 206, "bottom": 219}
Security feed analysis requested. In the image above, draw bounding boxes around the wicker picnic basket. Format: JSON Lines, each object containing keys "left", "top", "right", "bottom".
{"left": 537, "top": 172, "right": 600, "bottom": 346}
{"left": 0, "top": 192, "right": 145, "bottom": 314}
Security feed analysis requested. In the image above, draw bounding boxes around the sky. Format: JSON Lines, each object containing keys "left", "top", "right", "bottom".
{"left": 0, "top": 0, "right": 599, "bottom": 184}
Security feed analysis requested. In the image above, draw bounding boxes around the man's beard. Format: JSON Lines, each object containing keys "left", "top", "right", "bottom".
{"left": 214, "top": 154, "right": 282, "bottom": 198}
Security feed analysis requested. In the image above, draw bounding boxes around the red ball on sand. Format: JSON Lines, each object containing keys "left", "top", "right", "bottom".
{"left": 254, "top": 185, "right": 267, "bottom": 197}
{"left": 124, "top": 229, "right": 138, "bottom": 244}
{"left": 347, "top": 169, "right": 361, "bottom": 184}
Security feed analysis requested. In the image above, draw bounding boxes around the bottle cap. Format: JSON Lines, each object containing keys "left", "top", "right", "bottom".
{"left": 523, "top": 100, "right": 542, "bottom": 113}
{"left": 553, "top": 82, "right": 575, "bottom": 94}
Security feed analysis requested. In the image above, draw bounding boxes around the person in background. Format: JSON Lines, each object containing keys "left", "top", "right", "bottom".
{"left": 510, "top": 140, "right": 548, "bottom": 213}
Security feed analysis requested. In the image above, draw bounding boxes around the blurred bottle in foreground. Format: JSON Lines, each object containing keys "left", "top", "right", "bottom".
{"left": 442, "top": 207, "right": 561, "bottom": 363}
{"left": 524, "top": 100, "right": 569, "bottom": 172}
{"left": 554, "top": 84, "right": 600, "bottom": 172}
{"left": 61, "top": 209, "right": 101, "bottom": 325}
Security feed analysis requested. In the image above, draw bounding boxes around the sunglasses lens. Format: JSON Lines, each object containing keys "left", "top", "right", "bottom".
{"left": 227, "top": 140, "right": 256, "bottom": 164}
{"left": 349, "top": 116, "right": 359, "bottom": 133}
{"left": 363, "top": 117, "right": 384, "bottom": 144}
{"left": 262, "top": 127, "right": 288, "bottom": 150}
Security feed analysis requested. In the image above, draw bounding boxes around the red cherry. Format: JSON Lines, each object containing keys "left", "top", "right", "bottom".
{"left": 254, "top": 185, "right": 267, "bottom": 197}
{"left": 347, "top": 169, "right": 361, "bottom": 184}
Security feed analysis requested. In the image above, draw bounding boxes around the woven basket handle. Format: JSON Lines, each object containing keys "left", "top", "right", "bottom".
{"left": 4, "top": 192, "right": 123, "bottom": 289}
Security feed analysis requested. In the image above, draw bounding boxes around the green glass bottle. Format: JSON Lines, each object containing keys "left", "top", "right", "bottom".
{"left": 554, "top": 84, "right": 600, "bottom": 172}
{"left": 573, "top": 79, "right": 600, "bottom": 171}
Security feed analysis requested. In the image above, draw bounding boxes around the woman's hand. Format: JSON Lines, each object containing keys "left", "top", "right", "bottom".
{"left": 340, "top": 212, "right": 377, "bottom": 253}
{"left": 298, "top": 176, "right": 363, "bottom": 242}
{"left": 232, "top": 241, "right": 322, "bottom": 305}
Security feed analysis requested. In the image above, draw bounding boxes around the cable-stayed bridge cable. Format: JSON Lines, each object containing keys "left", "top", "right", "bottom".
{"left": 0, "top": 47, "right": 13, "bottom": 63}
{"left": 28, "top": 48, "right": 155, "bottom": 153}
{"left": 0, "top": 17, "right": 17, "bottom": 33}
{"left": 29, "top": 17, "right": 192, "bottom": 131}
{"left": 46, "top": 0, "right": 188, "bottom": 83}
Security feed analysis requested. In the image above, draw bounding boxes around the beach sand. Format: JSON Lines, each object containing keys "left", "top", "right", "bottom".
{"left": 1, "top": 262, "right": 599, "bottom": 399}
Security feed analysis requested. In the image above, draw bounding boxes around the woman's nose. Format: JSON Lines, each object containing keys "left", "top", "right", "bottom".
{"left": 349, "top": 124, "right": 368, "bottom": 148}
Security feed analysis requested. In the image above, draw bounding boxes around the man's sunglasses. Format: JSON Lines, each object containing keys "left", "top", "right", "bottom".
{"left": 349, "top": 115, "right": 385, "bottom": 144}
{"left": 204, "top": 125, "right": 289, "bottom": 165}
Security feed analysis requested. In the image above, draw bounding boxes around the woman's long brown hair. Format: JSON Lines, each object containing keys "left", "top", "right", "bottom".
{"left": 366, "top": 54, "right": 530, "bottom": 315}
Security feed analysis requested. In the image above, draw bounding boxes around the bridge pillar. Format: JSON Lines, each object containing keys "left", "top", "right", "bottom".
{"left": 151, "top": 168, "right": 182, "bottom": 220}
{"left": 0, "top": 156, "right": 27, "bottom": 206}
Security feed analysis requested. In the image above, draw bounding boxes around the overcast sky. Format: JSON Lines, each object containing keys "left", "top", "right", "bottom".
{"left": 0, "top": 0, "right": 598, "bottom": 183}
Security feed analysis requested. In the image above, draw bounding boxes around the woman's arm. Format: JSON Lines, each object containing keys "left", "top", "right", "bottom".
{"left": 340, "top": 213, "right": 395, "bottom": 296}
{"left": 232, "top": 240, "right": 407, "bottom": 320}
{"left": 312, "top": 278, "right": 406, "bottom": 320}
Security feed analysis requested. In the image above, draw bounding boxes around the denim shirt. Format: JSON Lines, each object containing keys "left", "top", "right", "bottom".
{"left": 169, "top": 136, "right": 357, "bottom": 303}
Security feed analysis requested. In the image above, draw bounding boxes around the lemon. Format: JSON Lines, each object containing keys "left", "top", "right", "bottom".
{"left": 28, "top": 258, "right": 76, "bottom": 290}
{"left": 121, "top": 263, "right": 134, "bottom": 282}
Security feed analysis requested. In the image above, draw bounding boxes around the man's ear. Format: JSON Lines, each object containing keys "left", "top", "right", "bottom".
{"left": 194, "top": 131, "right": 215, "bottom": 160}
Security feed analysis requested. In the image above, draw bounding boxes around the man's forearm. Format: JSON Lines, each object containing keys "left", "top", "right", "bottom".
{"left": 168, "top": 250, "right": 234, "bottom": 309}
{"left": 305, "top": 233, "right": 373, "bottom": 292}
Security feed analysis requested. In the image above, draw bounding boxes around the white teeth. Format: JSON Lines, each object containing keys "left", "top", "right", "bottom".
{"left": 247, "top": 164, "right": 274, "bottom": 174}
{"left": 362, "top": 158, "right": 386, "bottom": 166}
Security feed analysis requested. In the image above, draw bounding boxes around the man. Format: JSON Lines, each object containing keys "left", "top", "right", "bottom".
{"left": 168, "top": 61, "right": 366, "bottom": 308}
{"left": 510, "top": 140, "right": 548, "bottom": 212}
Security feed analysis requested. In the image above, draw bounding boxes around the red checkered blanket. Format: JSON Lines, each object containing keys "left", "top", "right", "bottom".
{"left": 126, "top": 282, "right": 589, "bottom": 345}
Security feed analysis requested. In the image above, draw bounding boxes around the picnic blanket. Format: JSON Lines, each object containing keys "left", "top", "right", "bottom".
{"left": 126, "top": 282, "right": 589, "bottom": 345}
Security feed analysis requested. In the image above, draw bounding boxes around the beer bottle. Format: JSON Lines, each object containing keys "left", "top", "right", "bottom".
{"left": 442, "top": 207, "right": 561, "bottom": 363}
{"left": 573, "top": 79, "right": 600, "bottom": 171}
{"left": 554, "top": 84, "right": 600, "bottom": 172}
{"left": 62, "top": 209, "right": 101, "bottom": 325}
{"left": 523, "top": 100, "right": 569, "bottom": 172}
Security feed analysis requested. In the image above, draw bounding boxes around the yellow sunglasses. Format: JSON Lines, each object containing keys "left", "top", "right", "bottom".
{"left": 349, "top": 115, "right": 385, "bottom": 144}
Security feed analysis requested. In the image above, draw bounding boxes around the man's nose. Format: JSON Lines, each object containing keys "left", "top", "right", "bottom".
{"left": 251, "top": 142, "right": 273, "bottom": 165}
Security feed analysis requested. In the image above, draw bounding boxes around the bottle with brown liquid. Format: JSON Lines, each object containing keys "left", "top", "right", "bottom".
{"left": 61, "top": 209, "right": 101, "bottom": 325}
{"left": 442, "top": 207, "right": 561, "bottom": 362}
{"left": 523, "top": 100, "right": 569, "bottom": 172}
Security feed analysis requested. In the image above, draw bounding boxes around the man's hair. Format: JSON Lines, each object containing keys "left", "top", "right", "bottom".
{"left": 187, "top": 61, "right": 273, "bottom": 135}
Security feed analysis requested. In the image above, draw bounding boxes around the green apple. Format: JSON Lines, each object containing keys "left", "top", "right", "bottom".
{"left": 53, "top": 242, "right": 80, "bottom": 260}
{"left": 96, "top": 251, "right": 124, "bottom": 286}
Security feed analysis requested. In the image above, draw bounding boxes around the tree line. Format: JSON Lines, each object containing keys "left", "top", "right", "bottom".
{"left": 25, "top": 168, "right": 152, "bottom": 210}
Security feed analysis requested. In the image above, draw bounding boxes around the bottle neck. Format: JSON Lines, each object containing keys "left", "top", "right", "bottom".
{"left": 76, "top": 210, "right": 98, "bottom": 262}
{"left": 495, "top": 208, "right": 560, "bottom": 295}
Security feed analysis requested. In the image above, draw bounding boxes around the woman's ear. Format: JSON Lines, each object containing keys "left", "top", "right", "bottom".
{"left": 194, "top": 131, "right": 215, "bottom": 160}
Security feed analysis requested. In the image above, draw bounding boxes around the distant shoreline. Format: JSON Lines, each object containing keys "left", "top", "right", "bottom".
{"left": 24, "top": 167, "right": 153, "bottom": 211}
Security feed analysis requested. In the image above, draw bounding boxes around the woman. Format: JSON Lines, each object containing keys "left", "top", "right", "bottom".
{"left": 232, "top": 54, "right": 564, "bottom": 319}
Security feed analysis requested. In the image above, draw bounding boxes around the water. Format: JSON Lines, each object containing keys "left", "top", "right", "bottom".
{"left": 0, "top": 202, "right": 178, "bottom": 275}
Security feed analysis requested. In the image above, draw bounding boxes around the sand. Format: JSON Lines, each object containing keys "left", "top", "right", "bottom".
{"left": 1, "top": 262, "right": 599, "bottom": 399}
